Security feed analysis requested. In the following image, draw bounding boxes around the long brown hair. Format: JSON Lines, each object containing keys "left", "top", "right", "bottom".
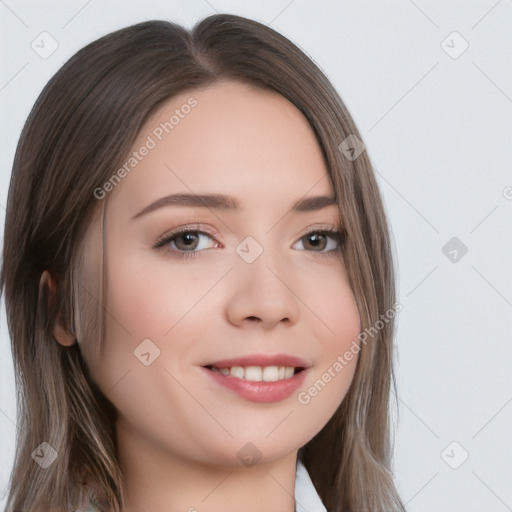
{"left": 0, "top": 14, "right": 405, "bottom": 511}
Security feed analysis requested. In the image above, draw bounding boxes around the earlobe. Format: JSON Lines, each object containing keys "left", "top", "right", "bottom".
{"left": 52, "top": 322, "right": 76, "bottom": 346}
{"left": 39, "top": 270, "right": 76, "bottom": 346}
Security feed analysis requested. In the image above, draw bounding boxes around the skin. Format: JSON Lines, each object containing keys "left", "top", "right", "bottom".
{"left": 48, "top": 80, "right": 361, "bottom": 512}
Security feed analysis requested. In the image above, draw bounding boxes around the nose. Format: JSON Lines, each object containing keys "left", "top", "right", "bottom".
{"left": 225, "top": 244, "right": 301, "bottom": 330}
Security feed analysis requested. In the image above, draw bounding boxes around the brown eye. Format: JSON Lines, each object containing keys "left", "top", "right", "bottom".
{"left": 295, "top": 229, "right": 343, "bottom": 254}
{"left": 302, "top": 232, "right": 329, "bottom": 251}
{"left": 153, "top": 227, "right": 218, "bottom": 258}
{"left": 172, "top": 232, "right": 201, "bottom": 251}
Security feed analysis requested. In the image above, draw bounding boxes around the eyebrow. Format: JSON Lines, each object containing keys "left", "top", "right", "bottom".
{"left": 131, "top": 193, "right": 337, "bottom": 220}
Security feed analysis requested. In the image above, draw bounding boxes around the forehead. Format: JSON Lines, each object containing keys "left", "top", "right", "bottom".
{"left": 110, "top": 80, "right": 334, "bottom": 211}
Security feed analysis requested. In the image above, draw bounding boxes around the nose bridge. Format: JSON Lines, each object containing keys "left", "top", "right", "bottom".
{"left": 226, "top": 232, "right": 300, "bottom": 327}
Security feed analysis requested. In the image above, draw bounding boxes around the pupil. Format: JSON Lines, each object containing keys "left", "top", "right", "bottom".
{"left": 308, "top": 234, "right": 324, "bottom": 249}
{"left": 179, "top": 233, "right": 197, "bottom": 249}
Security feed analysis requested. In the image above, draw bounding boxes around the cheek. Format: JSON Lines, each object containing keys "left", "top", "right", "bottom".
{"left": 293, "top": 267, "right": 361, "bottom": 437}
{"left": 104, "top": 248, "right": 216, "bottom": 339}
{"left": 300, "top": 261, "right": 361, "bottom": 349}
{"left": 91, "top": 245, "right": 224, "bottom": 383}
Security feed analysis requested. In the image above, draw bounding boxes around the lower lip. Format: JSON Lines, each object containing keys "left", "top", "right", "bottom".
{"left": 201, "top": 367, "right": 309, "bottom": 403}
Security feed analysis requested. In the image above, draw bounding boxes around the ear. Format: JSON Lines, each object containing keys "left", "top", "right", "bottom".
{"left": 39, "top": 270, "right": 76, "bottom": 346}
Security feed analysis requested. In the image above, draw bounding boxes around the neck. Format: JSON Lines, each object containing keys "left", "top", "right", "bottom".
{"left": 115, "top": 418, "right": 298, "bottom": 512}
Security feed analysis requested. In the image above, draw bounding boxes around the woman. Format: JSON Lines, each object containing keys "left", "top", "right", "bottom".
{"left": 0, "top": 14, "right": 405, "bottom": 512}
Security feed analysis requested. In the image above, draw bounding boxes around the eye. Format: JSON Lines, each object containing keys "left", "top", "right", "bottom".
{"left": 293, "top": 228, "right": 344, "bottom": 255}
{"left": 153, "top": 225, "right": 345, "bottom": 259}
{"left": 153, "top": 225, "right": 219, "bottom": 259}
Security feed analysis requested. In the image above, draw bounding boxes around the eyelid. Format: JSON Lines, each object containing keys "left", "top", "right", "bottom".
{"left": 302, "top": 223, "right": 335, "bottom": 234}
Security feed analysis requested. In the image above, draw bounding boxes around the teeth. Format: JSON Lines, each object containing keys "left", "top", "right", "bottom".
{"left": 210, "top": 365, "right": 298, "bottom": 381}
{"left": 231, "top": 366, "right": 245, "bottom": 379}
{"left": 245, "top": 366, "right": 262, "bottom": 381}
{"left": 262, "top": 366, "right": 279, "bottom": 381}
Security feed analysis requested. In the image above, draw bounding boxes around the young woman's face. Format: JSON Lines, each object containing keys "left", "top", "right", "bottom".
{"left": 82, "top": 80, "right": 361, "bottom": 467}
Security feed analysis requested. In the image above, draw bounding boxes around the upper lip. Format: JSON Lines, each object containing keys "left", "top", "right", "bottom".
{"left": 204, "top": 353, "right": 311, "bottom": 369}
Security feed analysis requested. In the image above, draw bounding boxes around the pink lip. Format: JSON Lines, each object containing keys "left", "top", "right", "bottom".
{"left": 204, "top": 353, "right": 310, "bottom": 369}
{"left": 201, "top": 366, "right": 309, "bottom": 403}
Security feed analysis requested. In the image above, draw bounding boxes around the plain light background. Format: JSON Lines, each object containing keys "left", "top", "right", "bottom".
{"left": 0, "top": 1, "right": 511, "bottom": 511}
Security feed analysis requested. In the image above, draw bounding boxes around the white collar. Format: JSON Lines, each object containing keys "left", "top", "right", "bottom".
{"left": 294, "top": 459, "right": 328, "bottom": 512}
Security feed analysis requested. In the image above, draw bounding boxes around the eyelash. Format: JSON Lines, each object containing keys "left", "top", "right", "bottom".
{"left": 153, "top": 224, "right": 345, "bottom": 260}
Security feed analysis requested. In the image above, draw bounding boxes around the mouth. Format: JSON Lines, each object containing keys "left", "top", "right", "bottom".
{"left": 201, "top": 353, "right": 310, "bottom": 382}
{"left": 203, "top": 364, "right": 306, "bottom": 382}
{"left": 201, "top": 360, "right": 310, "bottom": 403}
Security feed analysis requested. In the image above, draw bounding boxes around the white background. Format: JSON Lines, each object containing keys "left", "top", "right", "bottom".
{"left": 1, "top": 1, "right": 511, "bottom": 510}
